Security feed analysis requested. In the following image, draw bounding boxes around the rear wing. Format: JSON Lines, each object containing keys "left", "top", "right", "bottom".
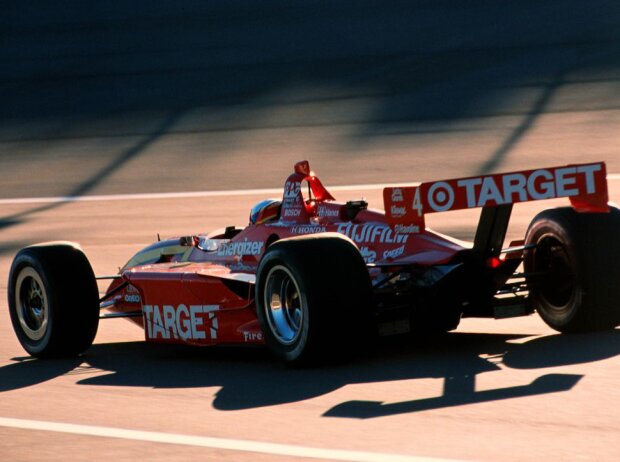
{"left": 384, "top": 162, "right": 609, "bottom": 235}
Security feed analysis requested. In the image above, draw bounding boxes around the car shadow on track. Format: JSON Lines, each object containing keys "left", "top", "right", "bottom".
{"left": 1, "top": 329, "right": 619, "bottom": 418}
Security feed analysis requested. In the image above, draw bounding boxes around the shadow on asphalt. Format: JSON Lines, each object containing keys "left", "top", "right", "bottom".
{"left": 4, "top": 2, "right": 620, "bottom": 128}
{"left": 0, "top": 108, "right": 187, "bottom": 230}
{"left": 1, "top": 330, "right": 618, "bottom": 418}
{"left": 2, "top": 1, "right": 619, "bottom": 230}
{"left": 3, "top": 2, "right": 620, "bottom": 183}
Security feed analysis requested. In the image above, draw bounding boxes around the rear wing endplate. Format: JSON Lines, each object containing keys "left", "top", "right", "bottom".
{"left": 384, "top": 162, "right": 609, "bottom": 234}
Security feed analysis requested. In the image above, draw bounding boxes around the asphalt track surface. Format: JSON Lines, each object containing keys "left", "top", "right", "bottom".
{"left": 2, "top": 2, "right": 620, "bottom": 461}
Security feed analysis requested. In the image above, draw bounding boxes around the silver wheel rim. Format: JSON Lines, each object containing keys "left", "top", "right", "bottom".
{"left": 15, "top": 267, "right": 49, "bottom": 341}
{"left": 263, "top": 265, "right": 304, "bottom": 345}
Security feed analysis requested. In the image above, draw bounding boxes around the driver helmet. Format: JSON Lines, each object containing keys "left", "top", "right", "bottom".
{"left": 249, "top": 199, "right": 282, "bottom": 225}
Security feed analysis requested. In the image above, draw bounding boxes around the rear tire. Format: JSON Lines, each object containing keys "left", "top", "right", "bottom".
{"left": 255, "top": 233, "right": 373, "bottom": 365}
{"left": 524, "top": 206, "right": 620, "bottom": 332}
{"left": 8, "top": 242, "right": 100, "bottom": 357}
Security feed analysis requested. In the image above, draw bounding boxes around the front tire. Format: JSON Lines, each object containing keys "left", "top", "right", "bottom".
{"left": 255, "top": 233, "right": 373, "bottom": 365}
{"left": 524, "top": 206, "right": 620, "bottom": 332}
{"left": 8, "top": 242, "right": 100, "bottom": 357}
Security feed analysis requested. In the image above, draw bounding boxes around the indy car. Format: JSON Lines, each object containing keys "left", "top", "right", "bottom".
{"left": 8, "top": 161, "right": 620, "bottom": 364}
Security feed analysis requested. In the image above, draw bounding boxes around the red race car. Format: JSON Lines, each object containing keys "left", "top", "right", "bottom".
{"left": 8, "top": 161, "right": 620, "bottom": 364}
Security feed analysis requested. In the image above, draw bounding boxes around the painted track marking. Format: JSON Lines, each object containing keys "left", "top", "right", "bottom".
{"left": 0, "top": 175, "right": 618, "bottom": 206}
{"left": 0, "top": 417, "right": 466, "bottom": 462}
{"left": 0, "top": 182, "right": 421, "bottom": 205}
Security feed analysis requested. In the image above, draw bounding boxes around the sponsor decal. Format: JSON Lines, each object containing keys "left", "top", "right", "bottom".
{"left": 359, "top": 246, "right": 376, "bottom": 264}
{"left": 390, "top": 205, "right": 406, "bottom": 217}
{"left": 391, "top": 188, "right": 404, "bottom": 202}
{"left": 217, "top": 239, "right": 264, "bottom": 257}
{"left": 284, "top": 181, "right": 301, "bottom": 199}
{"left": 428, "top": 164, "right": 603, "bottom": 212}
{"left": 394, "top": 224, "right": 420, "bottom": 234}
{"left": 291, "top": 225, "right": 327, "bottom": 234}
{"left": 383, "top": 245, "right": 405, "bottom": 259}
{"left": 457, "top": 166, "right": 601, "bottom": 209}
{"left": 337, "top": 223, "right": 409, "bottom": 244}
{"left": 282, "top": 196, "right": 301, "bottom": 207}
{"left": 284, "top": 208, "right": 301, "bottom": 217}
{"left": 317, "top": 205, "right": 339, "bottom": 217}
{"left": 124, "top": 284, "right": 141, "bottom": 304}
{"left": 243, "top": 331, "right": 263, "bottom": 342}
{"left": 124, "top": 294, "right": 141, "bottom": 304}
{"left": 385, "top": 163, "right": 607, "bottom": 229}
{"left": 427, "top": 181, "right": 454, "bottom": 211}
{"left": 229, "top": 263, "right": 256, "bottom": 272}
{"left": 143, "top": 304, "right": 219, "bottom": 341}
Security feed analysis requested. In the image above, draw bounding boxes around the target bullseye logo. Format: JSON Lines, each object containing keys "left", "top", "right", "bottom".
{"left": 427, "top": 181, "right": 455, "bottom": 211}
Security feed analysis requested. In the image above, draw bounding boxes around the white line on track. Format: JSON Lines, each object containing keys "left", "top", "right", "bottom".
{"left": 0, "top": 174, "right": 619, "bottom": 205}
{"left": 0, "top": 182, "right": 421, "bottom": 205}
{"left": 0, "top": 417, "right": 465, "bottom": 462}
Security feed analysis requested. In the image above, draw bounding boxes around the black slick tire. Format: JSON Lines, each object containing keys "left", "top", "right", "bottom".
{"left": 524, "top": 206, "right": 620, "bottom": 333}
{"left": 7, "top": 242, "right": 100, "bottom": 358}
{"left": 255, "top": 233, "right": 373, "bottom": 365}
